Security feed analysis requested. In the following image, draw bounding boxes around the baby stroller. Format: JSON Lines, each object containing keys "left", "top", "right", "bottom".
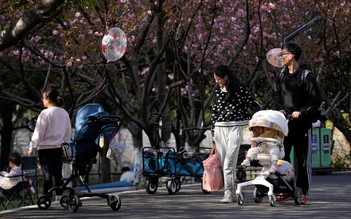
{"left": 235, "top": 110, "right": 304, "bottom": 207}
{"left": 37, "top": 103, "right": 122, "bottom": 212}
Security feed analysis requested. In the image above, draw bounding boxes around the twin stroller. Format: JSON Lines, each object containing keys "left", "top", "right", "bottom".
{"left": 36, "top": 103, "right": 122, "bottom": 212}
{"left": 235, "top": 110, "right": 304, "bottom": 207}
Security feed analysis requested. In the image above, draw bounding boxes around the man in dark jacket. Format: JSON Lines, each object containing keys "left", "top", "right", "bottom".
{"left": 272, "top": 42, "right": 322, "bottom": 205}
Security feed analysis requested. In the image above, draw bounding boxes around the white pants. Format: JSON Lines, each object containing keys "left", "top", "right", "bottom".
{"left": 214, "top": 121, "right": 247, "bottom": 191}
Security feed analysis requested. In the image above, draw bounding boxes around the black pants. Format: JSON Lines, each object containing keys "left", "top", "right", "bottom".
{"left": 283, "top": 123, "right": 311, "bottom": 195}
{"left": 38, "top": 148, "right": 63, "bottom": 196}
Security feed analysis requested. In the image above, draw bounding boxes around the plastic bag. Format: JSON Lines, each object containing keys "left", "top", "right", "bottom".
{"left": 202, "top": 145, "right": 223, "bottom": 192}
{"left": 106, "top": 133, "right": 126, "bottom": 160}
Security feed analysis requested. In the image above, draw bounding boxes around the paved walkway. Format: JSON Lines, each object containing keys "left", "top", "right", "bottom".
{"left": 1, "top": 172, "right": 351, "bottom": 218}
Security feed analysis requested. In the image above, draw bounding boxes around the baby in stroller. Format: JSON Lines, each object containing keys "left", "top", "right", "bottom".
{"left": 240, "top": 110, "right": 286, "bottom": 173}
{"left": 236, "top": 110, "right": 303, "bottom": 207}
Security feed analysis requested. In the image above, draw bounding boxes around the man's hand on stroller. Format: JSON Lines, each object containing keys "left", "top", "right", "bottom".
{"left": 291, "top": 111, "right": 301, "bottom": 120}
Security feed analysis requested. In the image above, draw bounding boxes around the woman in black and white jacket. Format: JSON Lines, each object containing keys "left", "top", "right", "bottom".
{"left": 212, "top": 65, "right": 260, "bottom": 203}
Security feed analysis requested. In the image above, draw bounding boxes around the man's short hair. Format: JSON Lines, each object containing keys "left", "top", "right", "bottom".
{"left": 283, "top": 42, "right": 302, "bottom": 61}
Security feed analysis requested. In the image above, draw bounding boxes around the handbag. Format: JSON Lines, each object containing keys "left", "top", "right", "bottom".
{"left": 202, "top": 145, "right": 223, "bottom": 192}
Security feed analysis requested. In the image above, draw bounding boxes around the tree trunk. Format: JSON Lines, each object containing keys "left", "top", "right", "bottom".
{"left": 156, "top": 8, "right": 171, "bottom": 147}
{"left": 329, "top": 112, "right": 351, "bottom": 147}
{"left": 0, "top": 111, "right": 14, "bottom": 170}
{"left": 0, "top": 0, "right": 66, "bottom": 51}
{"left": 131, "top": 130, "right": 143, "bottom": 186}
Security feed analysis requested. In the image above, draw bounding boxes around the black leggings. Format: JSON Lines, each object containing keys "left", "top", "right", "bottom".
{"left": 38, "top": 148, "right": 63, "bottom": 195}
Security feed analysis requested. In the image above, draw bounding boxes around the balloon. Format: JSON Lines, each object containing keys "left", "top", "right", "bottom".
{"left": 266, "top": 48, "right": 283, "bottom": 68}
{"left": 101, "top": 27, "right": 127, "bottom": 62}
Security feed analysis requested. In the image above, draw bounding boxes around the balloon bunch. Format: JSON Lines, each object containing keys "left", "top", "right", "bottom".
{"left": 101, "top": 27, "right": 127, "bottom": 62}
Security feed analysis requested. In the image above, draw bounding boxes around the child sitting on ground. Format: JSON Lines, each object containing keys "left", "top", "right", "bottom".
{"left": 241, "top": 126, "right": 285, "bottom": 173}
{"left": 0, "top": 152, "right": 23, "bottom": 190}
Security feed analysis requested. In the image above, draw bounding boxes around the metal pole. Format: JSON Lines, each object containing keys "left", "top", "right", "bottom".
{"left": 282, "top": 17, "right": 322, "bottom": 46}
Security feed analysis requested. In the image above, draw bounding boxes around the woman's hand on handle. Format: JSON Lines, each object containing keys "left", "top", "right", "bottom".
{"left": 27, "top": 148, "right": 33, "bottom": 156}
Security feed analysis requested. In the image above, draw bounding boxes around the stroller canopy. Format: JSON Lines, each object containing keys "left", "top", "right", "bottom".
{"left": 72, "top": 103, "right": 119, "bottom": 164}
{"left": 74, "top": 103, "right": 111, "bottom": 140}
{"left": 248, "top": 110, "right": 289, "bottom": 136}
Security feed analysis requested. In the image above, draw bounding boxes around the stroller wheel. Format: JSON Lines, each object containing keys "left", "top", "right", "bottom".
{"left": 37, "top": 195, "right": 52, "bottom": 210}
{"left": 175, "top": 177, "right": 181, "bottom": 192}
{"left": 269, "top": 195, "right": 276, "bottom": 207}
{"left": 59, "top": 195, "right": 69, "bottom": 209}
{"left": 109, "top": 195, "right": 122, "bottom": 211}
{"left": 67, "top": 195, "right": 81, "bottom": 213}
{"left": 253, "top": 187, "right": 264, "bottom": 203}
{"left": 146, "top": 180, "right": 158, "bottom": 194}
{"left": 166, "top": 179, "right": 177, "bottom": 195}
{"left": 294, "top": 187, "right": 303, "bottom": 205}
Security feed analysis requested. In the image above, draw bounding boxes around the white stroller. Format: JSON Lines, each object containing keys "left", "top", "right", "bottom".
{"left": 235, "top": 110, "right": 304, "bottom": 207}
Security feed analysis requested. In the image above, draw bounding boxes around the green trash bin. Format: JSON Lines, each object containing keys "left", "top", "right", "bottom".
{"left": 311, "top": 128, "right": 319, "bottom": 167}
{"left": 289, "top": 127, "right": 332, "bottom": 174}
{"left": 311, "top": 127, "right": 332, "bottom": 171}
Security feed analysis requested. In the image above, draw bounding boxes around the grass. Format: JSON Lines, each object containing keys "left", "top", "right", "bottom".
{"left": 0, "top": 192, "right": 37, "bottom": 211}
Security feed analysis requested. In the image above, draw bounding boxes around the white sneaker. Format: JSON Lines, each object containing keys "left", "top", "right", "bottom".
{"left": 220, "top": 190, "right": 235, "bottom": 203}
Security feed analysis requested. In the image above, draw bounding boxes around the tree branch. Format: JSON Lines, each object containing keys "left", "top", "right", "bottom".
{"left": 0, "top": 0, "right": 66, "bottom": 51}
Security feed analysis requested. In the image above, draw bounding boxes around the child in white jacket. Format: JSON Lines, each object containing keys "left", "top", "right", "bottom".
{"left": 0, "top": 152, "right": 22, "bottom": 190}
{"left": 240, "top": 110, "right": 288, "bottom": 173}
{"left": 241, "top": 126, "right": 285, "bottom": 173}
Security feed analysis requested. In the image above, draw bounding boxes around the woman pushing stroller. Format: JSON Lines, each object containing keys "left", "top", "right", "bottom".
{"left": 28, "top": 88, "right": 72, "bottom": 200}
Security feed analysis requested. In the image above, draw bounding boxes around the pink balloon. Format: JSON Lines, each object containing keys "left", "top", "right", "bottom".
{"left": 266, "top": 48, "right": 283, "bottom": 68}
{"left": 101, "top": 27, "right": 127, "bottom": 62}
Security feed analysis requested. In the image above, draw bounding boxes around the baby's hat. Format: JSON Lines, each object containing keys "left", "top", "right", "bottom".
{"left": 249, "top": 110, "right": 288, "bottom": 136}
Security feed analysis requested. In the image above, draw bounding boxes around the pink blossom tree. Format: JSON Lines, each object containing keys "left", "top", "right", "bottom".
{"left": 1, "top": 0, "right": 351, "bottom": 176}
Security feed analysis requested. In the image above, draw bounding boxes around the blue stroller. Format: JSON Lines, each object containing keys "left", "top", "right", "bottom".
{"left": 37, "top": 103, "right": 121, "bottom": 212}
{"left": 143, "top": 147, "right": 208, "bottom": 195}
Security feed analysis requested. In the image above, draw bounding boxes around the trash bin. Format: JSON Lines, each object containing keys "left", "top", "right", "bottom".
{"left": 311, "top": 127, "right": 332, "bottom": 174}
{"left": 289, "top": 127, "right": 332, "bottom": 174}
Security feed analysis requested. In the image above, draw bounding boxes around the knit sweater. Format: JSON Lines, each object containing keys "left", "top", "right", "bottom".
{"left": 29, "top": 106, "right": 72, "bottom": 150}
